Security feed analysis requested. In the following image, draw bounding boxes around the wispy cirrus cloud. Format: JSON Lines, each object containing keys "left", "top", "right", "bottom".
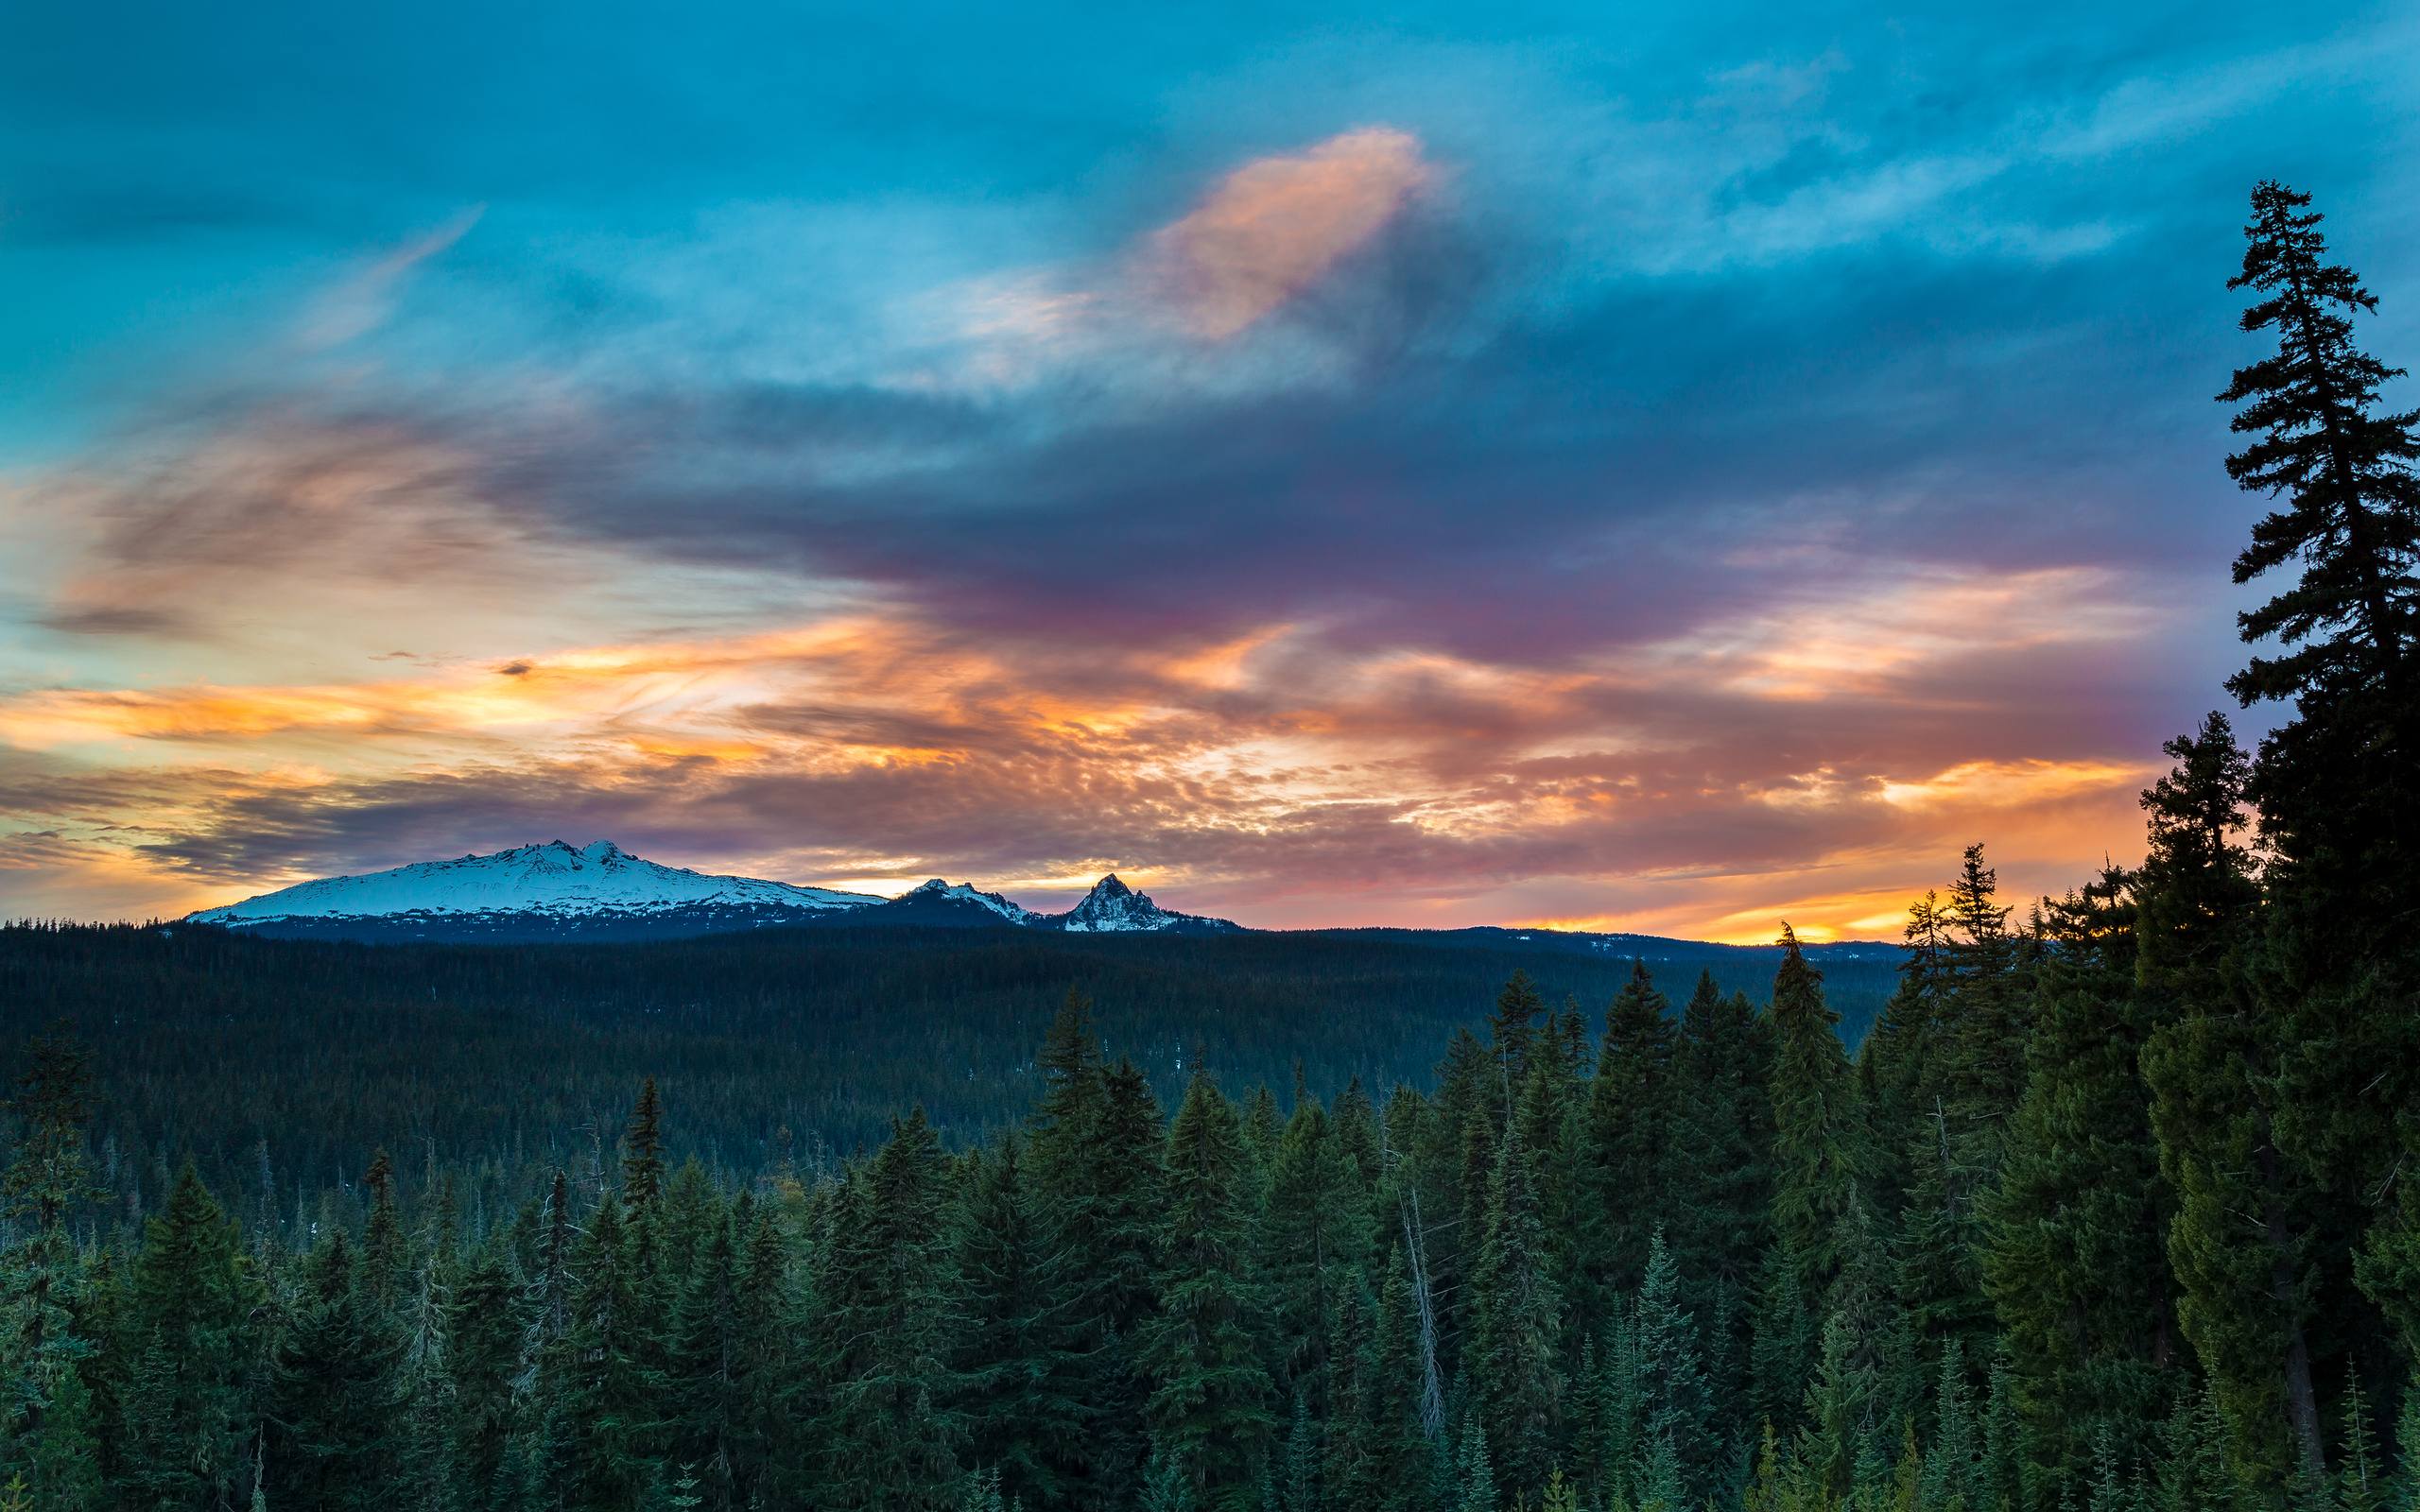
{"left": 1145, "top": 127, "right": 1434, "bottom": 339}
{"left": 297, "top": 204, "right": 486, "bottom": 351}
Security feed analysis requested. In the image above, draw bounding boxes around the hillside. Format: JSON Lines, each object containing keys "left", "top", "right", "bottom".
{"left": 0, "top": 919, "right": 1896, "bottom": 1216}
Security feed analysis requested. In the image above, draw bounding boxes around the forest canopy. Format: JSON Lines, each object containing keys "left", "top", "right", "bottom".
{"left": 0, "top": 180, "right": 2415, "bottom": 1512}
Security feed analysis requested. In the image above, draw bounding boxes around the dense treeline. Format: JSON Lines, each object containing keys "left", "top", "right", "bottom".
{"left": 0, "top": 923, "right": 1894, "bottom": 1237}
{"left": 2, "top": 179, "right": 2417, "bottom": 1512}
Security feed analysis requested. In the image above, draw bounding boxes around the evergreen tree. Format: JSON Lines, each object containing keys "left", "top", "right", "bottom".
{"left": 808, "top": 1108, "right": 964, "bottom": 1512}
{"left": 1143, "top": 1074, "right": 1272, "bottom": 1512}
{"left": 1634, "top": 1230, "right": 1718, "bottom": 1506}
{"left": 1668, "top": 977, "right": 1774, "bottom": 1309}
{"left": 553, "top": 1192, "right": 660, "bottom": 1511}
{"left": 622, "top": 1078, "right": 668, "bottom": 1224}
{"left": 447, "top": 1237, "right": 523, "bottom": 1512}
{"left": 1465, "top": 1115, "right": 1562, "bottom": 1498}
{"left": 0, "top": 1028, "right": 101, "bottom": 1496}
{"left": 1488, "top": 972, "right": 1548, "bottom": 1108}
{"left": 2215, "top": 181, "right": 2419, "bottom": 906}
{"left": 362, "top": 1147, "right": 406, "bottom": 1314}
{"left": 955, "top": 1135, "right": 1085, "bottom": 1512}
{"left": 265, "top": 1230, "right": 402, "bottom": 1511}
{"left": 1582, "top": 962, "right": 1679, "bottom": 1314}
{"left": 1259, "top": 1093, "right": 1368, "bottom": 1400}
{"left": 664, "top": 1208, "right": 747, "bottom": 1512}
{"left": 2152, "top": 1385, "right": 2238, "bottom": 1512}
{"left": 394, "top": 1256, "right": 462, "bottom": 1512}
{"left": 1984, "top": 864, "right": 2180, "bottom": 1486}
{"left": 2332, "top": 1366, "right": 2384, "bottom": 1512}
{"left": 1455, "top": 1413, "right": 1496, "bottom": 1512}
{"left": 117, "top": 1161, "right": 259, "bottom": 1512}
{"left": 1748, "top": 1238, "right": 1817, "bottom": 1442}
{"left": 1767, "top": 928, "right": 1858, "bottom": 1295}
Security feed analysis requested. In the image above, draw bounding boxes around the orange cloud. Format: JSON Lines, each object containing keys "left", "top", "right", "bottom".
{"left": 1149, "top": 128, "right": 1432, "bottom": 338}
{"left": 2, "top": 584, "right": 2166, "bottom": 940}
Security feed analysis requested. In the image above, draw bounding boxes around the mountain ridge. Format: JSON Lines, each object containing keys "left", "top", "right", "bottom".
{"left": 182, "top": 839, "right": 1883, "bottom": 954}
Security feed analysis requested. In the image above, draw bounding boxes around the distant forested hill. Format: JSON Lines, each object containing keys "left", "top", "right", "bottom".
{"left": 0, "top": 919, "right": 1893, "bottom": 1225}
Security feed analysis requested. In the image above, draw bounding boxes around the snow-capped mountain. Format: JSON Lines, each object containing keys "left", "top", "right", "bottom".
{"left": 188, "top": 841, "right": 881, "bottom": 941}
{"left": 853, "top": 878, "right": 1042, "bottom": 928}
{"left": 1043, "top": 873, "right": 1241, "bottom": 935}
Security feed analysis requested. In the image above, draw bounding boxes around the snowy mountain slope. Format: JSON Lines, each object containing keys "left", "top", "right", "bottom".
{"left": 191, "top": 841, "right": 880, "bottom": 931}
{"left": 1043, "top": 873, "right": 1240, "bottom": 934}
{"left": 848, "top": 878, "right": 1042, "bottom": 927}
{"left": 182, "top": 843, "right": 1894, "bottom": 955}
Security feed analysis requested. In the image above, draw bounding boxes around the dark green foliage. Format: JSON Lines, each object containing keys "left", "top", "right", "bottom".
{"left": 0, "top": 922, "right": 1899, "bottom": 1233}
{"left": 117, "top": 1162, "right": 260, "bottom": 1512}
{"left": 1767, "top": 929, "right": 1857, "bottom": 1296}
{"left": 266, "top": 1230, "right": 402, "bottom": 1511}
{"left": 808, "top": 1108, "right": 964, "bottom": 1512}
{"left": 1143, "top": 1075, "right": 1272, "bottom": 1512}
{"left": 1634, "top": 1230, "right": 1719, "bottom": 1506}
{"left": 955, "top": 1135, "right": 1085, "bottom": 1511}
{"left": 1466, "top": 1114, "right": 1562, "bottom": 1498}
{"left": 1582, "top": 962, "right": 1679, "bottom": 1317}
{"left": 2216, "top": 183, "right": 2419, "bottom": 911}
{"left": 1985, "top": 865, "right": 2180, "bottom": 1486}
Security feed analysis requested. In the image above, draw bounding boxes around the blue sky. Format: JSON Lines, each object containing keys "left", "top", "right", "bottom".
{"left": 2, "top": 1, "right": 2415, "bottom": 934}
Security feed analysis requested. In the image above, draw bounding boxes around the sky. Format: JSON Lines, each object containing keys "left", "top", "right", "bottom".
{"left": 3, "top": 2, "right": 2416, "bottom": 940}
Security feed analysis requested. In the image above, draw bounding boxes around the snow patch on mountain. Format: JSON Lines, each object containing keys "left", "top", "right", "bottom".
{"left": 190, "top": 841, "right": 881, "bottom": 926}
{"left": 900, "top": 878, "right": 1038, "bottom": 923}
{"left": 1049, "top": 874, "right": 1240, "bottom": 934}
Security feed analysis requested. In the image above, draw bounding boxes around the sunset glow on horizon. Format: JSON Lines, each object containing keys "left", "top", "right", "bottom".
{"left": 6, "top": 5, "right": 2414, "bottom": 938}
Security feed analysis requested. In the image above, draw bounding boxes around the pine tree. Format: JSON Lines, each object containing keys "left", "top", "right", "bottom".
{"left": 448, "top": 1236, "right": 523, "bottom": 1512}
{"left": 1919, "top": 1342, "right": 1979, "bottom": 1512}
{"left": 2134, "top": 713, "right": 2259, "bottom": 999}
{"left": 1582, "top": 962, "right": 1678, "bottom": 1315}
{"left": 1748, "top": 1239, "right": 1817, "bottom": 1442}
{"left": 395, "top": 1256, "right": 463, "bottom": 1512}
{"left": 0, "top": 1027, "right": 101, "bottom": 1495}
{"left": 2389, "top": 1374, "right": 2420, "bottom": 1512}
{"left": 1142, "top": 1074, "right": 1272, "bottom": 1512}
{"left": 265, "top": 1229, "right": 404, "bottom": 1511}
{"left": 117, "top": 1161, "right": 260, "bottom": 1512}
{"left": 727, "top": 1202, "right": 790, "bottom": 1510}
{"left": 362, "top": 1147, "right": 407, "bottom": 1314}
{"left": 1488, "top": 972, "right": 1548, "bottom": 1106}
{"left": 1260, "top": 1093, "right": 1368, "bottom": 1400}
{"left": 1668, "top": 977, "right": 1774, "bottom": 1311}
{"left": 1796, "top": 1195, "right": 1895, "bottom": 1504}
{"left": 623, "top": 1079, "right": 669, "bottom": 1222}
{"left": 1455, "top": 1413, "right": 1497, "bottom": 1512}
{"left": 2332, "top": 1366, "right": 2384, "bottom": 1512}
{"left": 1861, "top": 891, "right": 1953, "bottom": 1216}
{"left": 2216, "top": 181, "right": 2419, "bottom": 906}
{"left": 1633, "top": 1230, "right": 1717, "bottom": 1507}
{"left": 2145, "top": 943, "right": 2329, "bottom": 1483}
{"left": 1767, "top": 928, "right": 1857, "bottom": 1296}
{"left": 553, "top": 1190, "right": 664, "bottom": 1510}
{"left": 1355, "top": 1255, "right": 1437, "bottom": 1512}
{"left": 808, "top": 1108, "right": 964, "bottom": 1512}
{"left": 1027, "top": 1029, "right": 1165, "bottom": 1510}
{"left": 2217, "top": 189, "right": 2420, "bottom": 1444}
{"left": 1466, "top": 1115, "right": 1562, "bottom": 1499}
{"left": 2152, "top": 1385, "right": 2238, "bottom": 1512}
{"left": 663, "top": 1208, "right": 747, "bottom": 1512}
{"left": 1279, "top": 1389, "right": 1318, "bottom": 1512}
{"left": 1984, "top": 863, "right": 2181, "bottom": 1486}
{"left": 955, "top": 1134, "right": 1085, "bottom": 1512}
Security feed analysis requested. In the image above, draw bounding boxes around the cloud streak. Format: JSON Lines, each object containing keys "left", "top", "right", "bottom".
{"left": 5, "top": 9, "right": 2406, "bottom": 937}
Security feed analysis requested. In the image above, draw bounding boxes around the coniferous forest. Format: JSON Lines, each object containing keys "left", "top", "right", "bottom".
{"left": 2, "top": 181, "right": 2417, "bottom": 1512}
